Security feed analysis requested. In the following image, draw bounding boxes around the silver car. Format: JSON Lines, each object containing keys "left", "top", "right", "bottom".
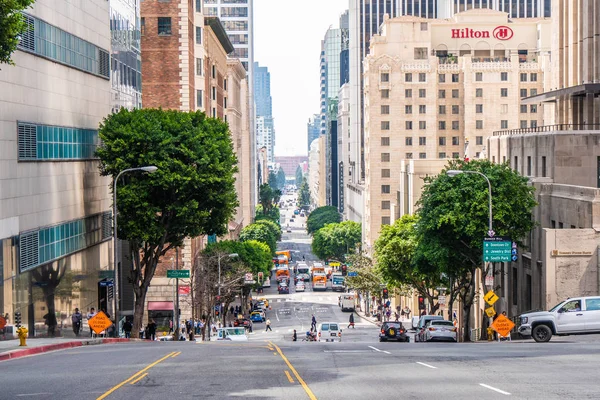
{"left": 423, "top": 320, "right": 457, "bottom": 342}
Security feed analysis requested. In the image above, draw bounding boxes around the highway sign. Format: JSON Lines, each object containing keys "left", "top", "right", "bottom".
{"left": 167, "top": 270, "right": 190, "bottom": 279}
{"left": 347, "top": 271, "right": 358, "bottom": 277}
{"left": 491, "top": 314, "right": 515, "bottom": 338}
{"left": 485, "top": 306, "right": 496, "bottom": 318}
{"left": 484, "top": 290, "right": 499, "bottom": 306}
{"left": 483, "top": 236, "right": 512, "bottom": 262}
{"left": 88, "top": 311, "right": 112, "bottom": 334}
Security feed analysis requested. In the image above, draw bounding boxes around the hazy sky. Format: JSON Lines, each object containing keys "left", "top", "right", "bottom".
{"left": 254, "top": 0, "right": 348, "bottom": 157}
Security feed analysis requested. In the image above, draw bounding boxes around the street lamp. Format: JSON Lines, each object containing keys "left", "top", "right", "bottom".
{"left": 446, "top": 170, "right": 493, "bottom": 233}
{"left": 113, "top": 166, "right": 158, "bottom": 335}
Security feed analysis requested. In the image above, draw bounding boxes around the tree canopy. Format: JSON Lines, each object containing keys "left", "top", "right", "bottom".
{"left": 306, "top": 206, "right": 341, "bottom": 235}
{"left": 276, "top": 168, "right": 286, "bottom": 190}
{"left": 268, "top": 171, "right": 278, "bottom": 191}
{"left": 344, "top": 253, "right": 383, "bottom": 295}
{"left": 311, "top": 221, "right": 361, "bottom": 261}
{"left": 239, "top": 223, "right": 277, "bottom": 254}
{"left": 295, "top": 165, "right": 304, "bottom": 186}
{"left": 205, "top": 240, "right": 271, "bottom": 275}
{"left": 96, "top": 108, "right": 238, "bottom": 337}
{"left": 0, "top": 0, "right": 35, "bottom": 67}
{"left": 253, "top": 219, "right": 282, "bottom": 241}
{"left": 298, "top": 177, "right": 310, "bottom": 207}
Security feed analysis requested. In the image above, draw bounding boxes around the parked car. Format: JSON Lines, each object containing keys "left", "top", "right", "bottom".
{"left": 286, "top": 227, "right": 292, "bottom": 233}
{"left": 379, "top": 321, "right": 410, "bottom": 342}
{"left": 415, "top": 315, "right": 444, "bottom": 342}
{"left": 423, "top": 320, "right": 457, "bottom": 342}
{"left": 317, "top": 322, "right": 342, "bottom": 342}
{"left": 519, "top": 296, "right": 600, "bottom": 342}
{"left": 262, "top": 278, "right": 271, "bottom": 288}
{"left": 254, "top": 301, "right": 267, "bottom": 311}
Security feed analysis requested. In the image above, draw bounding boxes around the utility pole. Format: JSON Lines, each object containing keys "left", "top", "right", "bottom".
{"left": 175, "top": 247, "right": 179, "bottom": 339}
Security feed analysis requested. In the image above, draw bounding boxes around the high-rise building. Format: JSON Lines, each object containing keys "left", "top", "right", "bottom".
{"left": 0, "top": 0, "right": 113, "bottom": 334}
{"left": 254, "top": 62, "right": 275, "bottom": 162}
{"left": 340, "top": 10, "right": 350, "bottom": 87}
{"left": 257, "top": 116, "right": 275, "bottom": 162}
{"left": 307, "top": 114, "right": 321, "bottom": 155}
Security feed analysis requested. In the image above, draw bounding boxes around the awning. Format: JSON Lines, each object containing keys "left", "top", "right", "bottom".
{"left": 147, "top": 301, "right": 173, "bottom": 311}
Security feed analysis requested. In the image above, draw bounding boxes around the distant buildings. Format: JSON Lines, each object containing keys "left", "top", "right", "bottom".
{"left": 254, "top": 62, "right": 275, "bottom": 163}
{"left": 307, "top": 114, "right": 320, "bottom": 155}
{"left": 274, "top": 156, "right": 309, "bottom": 177}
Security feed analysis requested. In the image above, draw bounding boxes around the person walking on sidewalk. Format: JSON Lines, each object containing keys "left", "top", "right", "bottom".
{"left": 87, "top": 308, "right": 96, "bottom": 337}
{"left": 147, "top": 319, "right": 157, "bottom": 341}
{"left": 265, "top": 318, "right": 272, "bottom": 331}
{"left": 348, "top": 313, "right": 355, "bottom": 329}
{"left": 71, "top": 308, "right": 82, "bottom": 337}
{"left": 123, "top": 318, "right": 133, "bottom": 338}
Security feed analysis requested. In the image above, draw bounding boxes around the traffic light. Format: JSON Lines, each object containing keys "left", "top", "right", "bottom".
{"left": 418, "top": 296, "right": 425, "bottom": 310}
{"left": 14, "top": 311, "right": 22, "bottom": 327}
{"left": 341, "top": 265, "right": 347, "bottom": 276}
{"left": 382, "top": 288, "right": 389, "bottom": 299}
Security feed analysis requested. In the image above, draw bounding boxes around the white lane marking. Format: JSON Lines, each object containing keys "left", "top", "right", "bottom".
{"left": 479, "top": 384, "right": 511, "bottom": 396}
{"left": 275, "top": 311, "right": 280, "bottom": 321}
{"left": 324, "top": 350, "right": 371, "bottom": 353}
{"left": 368, "top": 346, "right": 391, "bottom": 355}
{"left": 416, "top": 362, "right": 438, "bottom": 369}
{"left": 16, "top": 394, "right": 53, "bottom": 397}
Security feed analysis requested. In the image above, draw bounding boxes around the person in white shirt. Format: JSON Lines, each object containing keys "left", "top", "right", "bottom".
{"left": 87, "top": 308, "right": 96, "bottom": 337}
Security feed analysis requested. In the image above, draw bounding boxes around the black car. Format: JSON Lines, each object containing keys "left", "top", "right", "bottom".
{"left": 379, "top": 322, "right": 409, "bottom": 342}
{"left": 278, "top": 284, "right": 289, "bottom": 294}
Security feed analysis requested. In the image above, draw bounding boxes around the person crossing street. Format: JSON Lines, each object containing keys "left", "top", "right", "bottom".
{"left": 348, "top": 313, "right": 355, "bottom": 329}
{"left": 265, "top": 318, "right": 272, "bottom": 331}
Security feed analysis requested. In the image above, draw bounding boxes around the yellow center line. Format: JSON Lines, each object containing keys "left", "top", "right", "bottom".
{"left": 284, "top": 370, "right": 295, "bottom": 383}
{"left": 129, "top": 373, "right": 147, "bottom": 385}
{"left": 96, "top": 352, "right": 176, "bottom": 400}
{"left": 171, "top": 351, "right": 181, "bottom": 358}
{"left": 269, "top": 341, "right": 317, "bottom": 400}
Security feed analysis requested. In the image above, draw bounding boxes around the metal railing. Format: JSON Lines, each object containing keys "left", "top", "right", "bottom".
{"left": 493, "top": 124, "right": 600, "bottom": 136}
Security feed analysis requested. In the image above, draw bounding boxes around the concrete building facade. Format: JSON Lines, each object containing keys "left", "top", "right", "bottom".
{"left": 307, "top": 114, "right": 320, "bottom": 155}
{"left": 309, "top": 137, "right": 327, "bottom": 208}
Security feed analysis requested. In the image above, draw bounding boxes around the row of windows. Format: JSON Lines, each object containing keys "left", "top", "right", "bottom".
{"left": 379, "top": 120, "right": 461, "bottom": 130}
{"left": 17, "top": 122, "right": 99, "bottom": 161}
{"left": 220, "top": 6, "right": 248, "bottom": 17}
{"left": 19, "top": 212, "right": 111, "bottom": 272}
{"left": 380, "top": 87, "right": 537, "bottom": 100}
{"left": 382, "top": 72, "right": 540, "bottom": 85}
{"left": 380, "top": 136, "right": 484, "bottom": 146}
{"left": 379, "top": 152, "right": 460, "bottom": 162}
{"left": 18, "top": 14, "right": 109, "bottom": 78}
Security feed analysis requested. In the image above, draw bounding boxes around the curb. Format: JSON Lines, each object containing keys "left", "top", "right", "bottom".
{"left": 0, "top": 337, "right": 134, "bottom": 362}
{"left": 355, "top": 311, "right": 381, "bottom": 327}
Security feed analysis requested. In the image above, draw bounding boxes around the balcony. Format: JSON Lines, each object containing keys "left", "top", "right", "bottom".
{"left": 493, "top": 124, "right": 600, "bottom": 136}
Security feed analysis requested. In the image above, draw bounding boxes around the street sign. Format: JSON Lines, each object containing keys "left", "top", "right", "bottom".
{"left": 167, "top": 270, "right": 190, "bottom": 279}
{"left": 245, "top": 273, "right": 253, "bottom": 281}
{"left": 485, "top": 274, "right": 494, "bottom": 287}
{"left": 98, "top": 279, "right": 114, "bottom": 287}
{"left": 438, "top": 295, "right": 446, "bottom": 305}
{"left": 347, "top": 271, "right": 358, "bottom": 277}
{"left": 178, "top": 286, "right": 190, "bottom": 295}
{"left": 484, "top": 290, "right": 499, "bottom": 306}
{"left": 98, "top": 270, "right": 115, "bottom": 279}
{"left": 485, "top": 306, "right": 497, "bottom": 318}
{"left": 88, "top": 311, "right": 113, "bottom": 334}
{"left": 488, "top": 230, "right": 495, "bottom": 237}
{"left": 483, "top": 236, "right": 512, "bottom": 262}
{"left": 490, "top": 314, "right": 515, "bottom": 338}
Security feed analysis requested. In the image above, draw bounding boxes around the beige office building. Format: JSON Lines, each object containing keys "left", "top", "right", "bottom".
{"left": 363, "top": 9, "right": 550, "bottom": 247}
{"left": 309, "top": 137, "right": 327, "bottom": 208}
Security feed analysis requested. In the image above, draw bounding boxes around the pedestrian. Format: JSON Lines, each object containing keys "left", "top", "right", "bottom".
{"left": 403, "top": 306, "right": 411, "bottom": 318}
{"left": 169, "top": 319, "right": 173, "bottom": 334}
{"left": 71, "top": 308, "right": 82, "bottom": 337}
{"left": 123, "top": 318, "right": 133, "bottom": 339}
{"left": 87, "top": 308, "right": 96, "bottom": 337}
{"left": 265, "top": 318, "right": 272, "bottom": 331}
{"left": 4, "top": 313, "right": 9, "bottom": 324}
{"left": 311, "top": 314, "right": 317, "bottom": 331}
{"left": 147, "top": 319, "right": 157, "bottom": 341}
{"left": 292, "top": 329, "right": 297, "bottom": 341}
{"left": 248, "top": 320, "right": 253, "bottom": 333}
{"left": 230, "top": 306, "right": 234, "bottom": 315}
{"left": 348, "top": 313, "right": 355, "bottom": 329}
{"left": 394, "top": 312, "right": 399, "bottom": 322}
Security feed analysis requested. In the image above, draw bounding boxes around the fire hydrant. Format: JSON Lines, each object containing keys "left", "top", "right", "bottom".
{"left": 487, "top": 327, "right": 494, "bottom": 341}
{"left": 17, "top": 326, "right": 28, "bottom": 346}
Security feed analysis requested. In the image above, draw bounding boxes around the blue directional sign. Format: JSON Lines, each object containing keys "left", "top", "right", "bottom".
{"left": 99, "top": 279, "right": 114, "bottom": 287}
{"left": 347, "top": 271, "right": 358, "bottom": 277}
{"left": 483, "top": 236, "right": 512, "bottom": 262}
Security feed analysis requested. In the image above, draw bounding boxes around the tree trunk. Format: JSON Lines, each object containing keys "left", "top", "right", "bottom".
{"left": 44, "top": 291, "right": 58, "bottom": 337}
{"left": 131, "top": 288, "right": 147, "bottom": 339}
{"left": 462, "top": 301, "right": 471, "bottom": 342}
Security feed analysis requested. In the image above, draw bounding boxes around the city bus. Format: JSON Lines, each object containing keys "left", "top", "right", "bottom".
{"left": 312, "top": 273, "right": 327, "bottom": 291}
{"left": 276, "top": 266, "right": 290, "bottom": 282}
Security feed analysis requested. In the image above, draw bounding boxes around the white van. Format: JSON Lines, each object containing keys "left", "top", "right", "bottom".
{"left": 215, "top": 327, "right": 248, "bottom": 341}
{"left": 317, "top": 322, "right": 342, "bottom": 342}
{"left": 340, "top": 293, "right": 355, "bottom": 312}
{"left": 262, "top": 278, "right": 271, "bottom": 288}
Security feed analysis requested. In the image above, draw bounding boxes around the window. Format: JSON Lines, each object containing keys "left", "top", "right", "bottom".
{"left": 405, "top": 73, "right": 412, "bottom": 82}
{"left": 452, "top": 105, "right": 459, "bottom": 114}
{"left": 381, "top": 89, "right": 389, "bottom": 99}
{"left": 196, "top": 0, "right": 202, "bottom": 11}
{"left": 439, "top": 137, "right": 446, "bottom": 146}
{"left": 380, "top": 72, "right": 389, "bottom": 82}
{"left": 452, "top": 136, "right": 459, "bottom": 145}
{"left": 501, "top": 120, "right": 508, "bottom": 129}
{"left": 520, "top": 105, "right": 528, "bottom": 113}
{"left": 438, "top": 105, "right": 446, "bottom": 115}
{"left": 585, "top": 298, "right": 600, "bottom": 311}
{"left": 527, "top": 156, "right": 532, "bottom": 176}
{"left": 405, "top": 152, "right": 413, "bottom": 159}
{"left": 420, "top": 22, "right": 428, "bottom": 31}
{"left": 196, "top": 26, "right": 202, "bottom": 43}
{"left": 476, "top": 88, "right": 483, "bottom": 98}
{"left": 196, "top": 57, "right": 203, "bottom": 75}
{"left": 452, "top": 89, "right": 459, "bottom": 98}
{"left": 17, "top": 122, "right": 99, "bottom": 160}
{"left": 439, "top": 121, "right": 446, "bottom": 130}
{"left": 520, "top": 89, "right": 527, "bottom": 97}
{"left": 451, "top": 74, "right": 459, "bottom": 83}
{"left": 419, "top": 121, "right": 426, "bottom": 130}
{"left": 438, "top": 74, "right": 446, "bottom": 83}
{"left": 438, "top": 152, "right": 446, "bottom": 158}
{"left": 476, "top": 104, "right": 483, "bottom": 113}
{"left": 414, "top": 47, "right": 427, "bottom": 60}
{"left": 475, "top": 72, "right": 483, "bottom": 81}
{"left": 224, "top": 97, "right": 227, "bottom": 108}
{"left": 520, "top": 120, "right": 528, "bottom": 128}
{"left": 196, "top": 89, "right": 203, "bottom": 108}
{"left": 541, "top": 156, "right": 547, "bottom": 177}
{"left": 559, "top": 222, "right": 564, "bottom": 229}
{"left": 501, "top": 72, "right": 508, "bottom": 81}
{"left": 439, "top": 90, "right": 445, "bottom": 99}
{"left": 223, "top": 79, "right": 227, "bottom": 90}
{"left": 419, "top": 152, "right": 426, "bottom": 159}
{"left": 382, "top": 216, "right": 391, "bottom": 225}
{"left": 452, "top": 152, "right": 459, "bottom": 158}
{"left": 476, "top": 120, "right": 483, "bottom": 129}
{"left": 418, "top": 73, "right": 426, "bottom": 82}
{"left": 520, "top": 73, "right": 528, "bottom": 82}
{"left": 212, "top": 107, "right": 216, "bottom": 118}
{"left": 141, "top": 17, "right": 145, "bottom": 35}
{"left": 530, "top": 120, "right": 537, "bottom": 128}
{"left": 158, "top": 17, "right": 172, "bottom": 35}
{"left": 530, "top": 105, "right": 538, "bottom": 113}
{"left": 514, "top": 156, "right": 519, "bottom": 171}
{"left": 381, "top": 169, "right": 391, "bottom": 178}
{"left": 419, "top": 137, "right": 426, "bottom": 146}
{"left": 212, "top": 64, "right": 216, "bottom": 78}
{"left": 381, "top": 185, "right": 391, "bottom": 194}
{"left": 419, "top": 105, "right": 426, "bottom": 114}
{"left": 382, "top": 201, "right": 391, "bottom": 209}
{"left": 381, "top": 153, "right": 390, "bottom": 162}
{"left": 419, "top": 89, "right": 426, "bottom": 98}
{"left": 221, "top": 6, "right": 248, "bottom": 17}
{"left": 530, "top": 73, "right": 538, "bottom": 82}
{"left": 405, "top": 105, "right": 412, "bottom": 114}
{"left": 405, "top": 121, "right": 413, "bottom": 130}
{"left": 501, "top": 88, "right": 508, "bottom": 97}
{"left": 405, "top": 137, "right": 413, "bottom": 146}
{"left": 212, "top": 86, "right": 216, "bottom": 100}
{"left": 501, "top": 104, "right": 508, "bottom": 114}
{"left": 452, "top": 121, "right": 459, "bottom": 130}
{"left": 476, "top": 136, "right": 483, "bottom": 145}
{"left": 405, "top": 89, "right": 412, "bottom": 98}
{"left": 381, "top": 121, "right": 390, "bottom": 130}
{"left": 381, "top": 105, "right": 390, "bottom": 114}
{"left": 381, "top": 137, "right": 390, "bottom": 146}
{"left": 551, "top": 220, "right": 556, "bottom": 228}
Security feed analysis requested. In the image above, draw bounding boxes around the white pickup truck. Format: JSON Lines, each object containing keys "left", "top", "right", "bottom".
{"left": 518, "top": 296, "right": 600, "bottom": 342}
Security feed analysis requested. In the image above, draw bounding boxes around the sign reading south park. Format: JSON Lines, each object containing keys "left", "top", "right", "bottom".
{"left": 483, "top": 236, "right": 513, "bottom": 262}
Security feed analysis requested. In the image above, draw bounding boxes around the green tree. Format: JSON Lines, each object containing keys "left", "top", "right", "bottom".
{"left": 416, "top": 159, "right": 536, "bottom": 341}
{"left": 276, "top": 168, "right": 286, "bottom": 190}
{"left": 345, "top": 253, "right": 383, "bottom": 298}
{"left": 268, "top": 171, "right": 278, "bottom": 191}
{"left": 258, "top": 183, "right": 274, "bottom": 214}
{"left": 295, "top": 165, "right": 304, "bottom": 186}
{"left": 96, "top": 108, "right": 238, "bottom": 337}
{"left": 311, "top": 221, "right": 361, "bottom": 261}
{"left": 254, "top": 218, "right": 282, "bottom": 241}
{"left": 0, "top": 0, "right": 35, "bottom": 67}
{"left": 255, "top": 205, "right": 280, "bottom": 225}
{"left": 205, "top": 240, "right": 271, "bottom": 275}
{"left": 298, "top": 177, "right": 310, "bottom": 207}
{"left": 306, "top": 206, "right": 341, "bottom": 235}
{"left": 239, "top": 223, "right": 277, "bottom": 254}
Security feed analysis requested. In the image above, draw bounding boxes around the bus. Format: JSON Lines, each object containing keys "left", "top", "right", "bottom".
{"left": 312, "top": 262, "right": 325, "bottom": 277}
{"left": 312, "top": 273, "right": 327, "bottom": 291}
{"left": 276, "top": 266, "right": 290, "bottom": 282}
{"left": 276, "top": 250, "right": 297, "bottom": 262}
{"left": 331, "top": 273, "right": 345, "bottom": 292}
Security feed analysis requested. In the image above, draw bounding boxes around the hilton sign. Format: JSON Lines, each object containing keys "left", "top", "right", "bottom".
{"left": 451, "top": 26, "right": 514, "bottom": 40}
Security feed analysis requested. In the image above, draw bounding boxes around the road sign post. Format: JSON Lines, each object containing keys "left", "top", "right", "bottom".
{"left": 347, "top": 271, "right": 358, "bottom": 277}
{"left": 483, "top": 236, "right": 513, "bottom": 262}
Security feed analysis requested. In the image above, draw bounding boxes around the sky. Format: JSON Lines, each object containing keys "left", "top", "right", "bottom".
{"left": 254, "top": 0, "right": 349, "bottom": 157}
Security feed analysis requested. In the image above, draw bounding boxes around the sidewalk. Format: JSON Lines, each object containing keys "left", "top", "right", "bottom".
{"left": 354, "top": 308, "right": 381, "bottom": 327}
{"left": 0, "top": 336, "right": 133, "bottom": 362}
